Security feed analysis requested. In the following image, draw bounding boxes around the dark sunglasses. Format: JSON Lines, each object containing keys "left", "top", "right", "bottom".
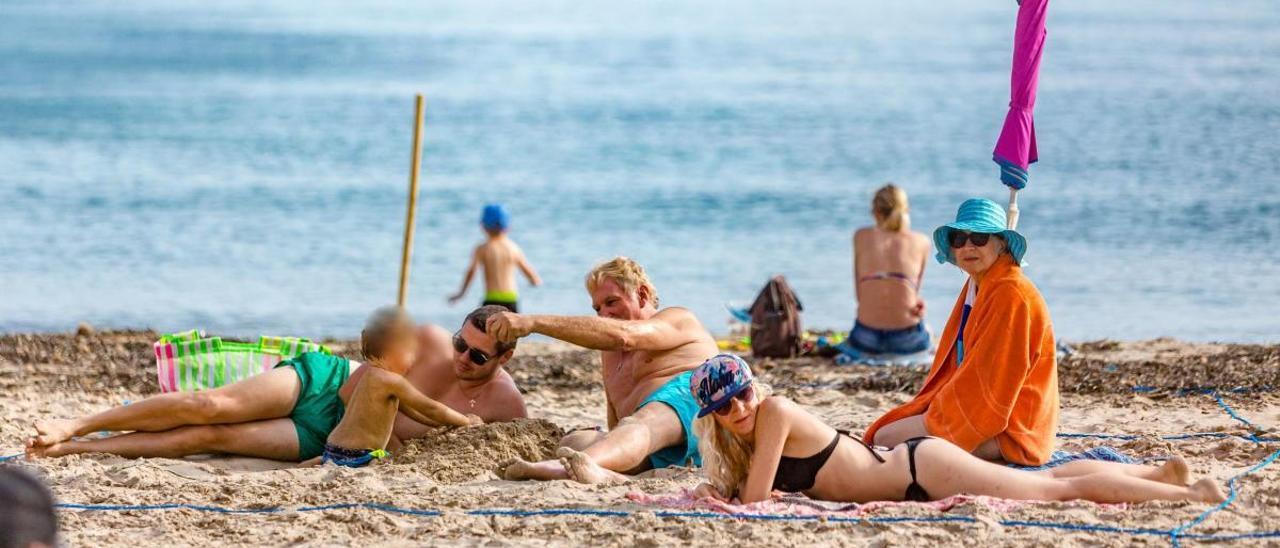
{"left": 713, "top": 385, "right": 755, "bottom": 416}
{"left": 948, "top": 231, "right": 992, "bottom": 249}
{"left": 452, "top": 332, "right": 494, "bottom": 365}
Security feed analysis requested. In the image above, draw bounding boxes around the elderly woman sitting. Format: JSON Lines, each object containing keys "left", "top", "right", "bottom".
{"left": 864, "top": 198, "right": 1058, "bottom": 465}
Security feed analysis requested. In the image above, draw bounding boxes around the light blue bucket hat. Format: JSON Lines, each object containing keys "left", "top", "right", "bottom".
{"left": 933, "top": 198, "right": 1027, "bottom": 266}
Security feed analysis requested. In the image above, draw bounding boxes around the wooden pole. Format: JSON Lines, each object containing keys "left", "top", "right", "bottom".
{"left": 1006, "top": 187, "right": 1020, "bottom": 230}
{"left": 397, "top": 94, "right": 426, "bottom": 308}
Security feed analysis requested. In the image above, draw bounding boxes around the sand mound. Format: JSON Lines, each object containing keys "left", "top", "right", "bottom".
{"left": 392, "top": 419, "right": 565, "bottom": 483}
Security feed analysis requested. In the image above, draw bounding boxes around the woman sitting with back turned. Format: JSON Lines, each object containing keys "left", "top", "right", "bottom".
{"left": 838, "top": 184, "right": 933, "bottom": 360}
{"left": 689, "top": 354, "right": 1225, "bottom": 505}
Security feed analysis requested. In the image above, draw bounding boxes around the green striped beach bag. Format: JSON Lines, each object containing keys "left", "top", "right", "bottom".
{"left": 152, "top": 330, "right": 332, "bottom": 392}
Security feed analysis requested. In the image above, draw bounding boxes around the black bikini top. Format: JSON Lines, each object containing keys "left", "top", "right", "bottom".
{"left": 772, "top": 431, "right": 884, "bottom": 493}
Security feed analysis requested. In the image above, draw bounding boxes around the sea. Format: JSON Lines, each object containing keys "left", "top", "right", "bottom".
{"left": 2, "top": 0, "right": 1278, "bottom": 342}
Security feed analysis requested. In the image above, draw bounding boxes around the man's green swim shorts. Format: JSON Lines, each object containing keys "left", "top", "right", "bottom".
{"left": 275, "top": 352, "right": 351, "bottom": 460}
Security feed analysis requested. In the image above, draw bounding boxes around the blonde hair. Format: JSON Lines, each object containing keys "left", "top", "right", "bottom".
{"left": 693, "top": 383, "right": 773, "bottom": 498}
{"left": 584, "top": 256, "right": 659, "bottom": 307}
{"left": 872, "top": 184, "right": 909, "bottom": 232}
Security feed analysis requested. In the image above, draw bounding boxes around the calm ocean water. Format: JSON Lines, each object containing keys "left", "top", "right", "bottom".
{"left": 2, "top": 1, "right": 1278, "bottom": 342}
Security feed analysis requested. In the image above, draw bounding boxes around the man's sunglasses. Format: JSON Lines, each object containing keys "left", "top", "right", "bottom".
{"left": 713, "top": 385, "right": 755, "bottom": 416}
{"left": 452, "top": 332, "right": 494, "bottom": 365}
{"left": 948, "top": 231, "right": 992, "bottom": 249}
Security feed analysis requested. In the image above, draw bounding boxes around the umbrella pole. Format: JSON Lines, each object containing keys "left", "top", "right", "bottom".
{"left": 397, "top": 94, "right": 426, "bottom": 308}
{"left": 1006, "top": 187, "right": 1020, "bottom": 230}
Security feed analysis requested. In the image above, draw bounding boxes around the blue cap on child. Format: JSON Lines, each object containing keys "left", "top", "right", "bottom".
{"left": 481, "top": 204, "right": 509, "bottom": 232}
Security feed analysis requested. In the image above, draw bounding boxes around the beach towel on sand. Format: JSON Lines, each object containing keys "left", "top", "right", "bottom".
{"left": 1008, "top": 446, "right": 1137, "bottom": 471}
{"left": 626, "top": 487, "right": 1123, "bottom": 517}
{"left": 864, "top": 255, "right": 1059, "bottom": 466}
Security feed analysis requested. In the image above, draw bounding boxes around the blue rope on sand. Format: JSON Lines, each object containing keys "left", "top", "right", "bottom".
{"left": 0, "top": 453, "right": 23, "bottom": 463}
{"left": 1213, "top": 393, "right": 1266, "bottom": 436}
{"left": 1169, "top": 449, "right": 1280, "bottom": 547}
{"left": 54, "top": 500, "right": 1280, "bottom": 541}
{"left": 57, "top": 502, "right": 443, "bottom": 518}
{"left": 1164, "top": 392, "right": 1279, "bottom": 547}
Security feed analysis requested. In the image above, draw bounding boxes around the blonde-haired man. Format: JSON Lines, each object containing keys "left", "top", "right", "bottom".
{"left": 488, "top": 257, "right": 718, "bottom": 483}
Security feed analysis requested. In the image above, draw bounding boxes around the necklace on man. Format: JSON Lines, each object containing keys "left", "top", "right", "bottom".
{"left": 459, "top": 384, "right": 481, "bottom": 409}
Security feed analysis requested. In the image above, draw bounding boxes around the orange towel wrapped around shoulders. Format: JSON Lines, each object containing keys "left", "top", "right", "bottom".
{"left": 864, "top": 254, "right": 1058, "bottom": 465}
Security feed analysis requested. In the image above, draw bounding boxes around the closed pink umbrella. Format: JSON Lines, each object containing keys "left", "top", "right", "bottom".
{"left": 993, "top": 0, "right": 1049, "bottom": 230}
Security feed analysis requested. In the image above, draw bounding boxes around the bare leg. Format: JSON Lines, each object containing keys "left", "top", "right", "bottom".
{"left": 1038, "top": 455, "right": 1191, "bottom": 485}
{"left": 503, "top": 403, "right": 684, "bottom": 483}
{"left": 30, "top": 419, "right": 300, "bottom": 461}
{"left": 911, "top": 440, "right": 1223, "bottom": 503}
{"left": 579, "top": 403, "right": 683, "bottom": 474}
{"left": 559, "top": 447, "right": 629, "bottom": 484}
{"left": 973, "top": 438, "right": 1003, "bottom": 461}
{"left": 560, "top": 429, "right": 606, "bottom": 451}
{"left": 875, "top": 415, "right": 1004, "bottom": 461}
{"left": 501, "top": 457, "right": 570, "bottom": 481}
{"left": 31, "top": 367, "right": 301, "bottom": 448}
{"left": 871, "top": 415, "right": 928, "bottom": 447}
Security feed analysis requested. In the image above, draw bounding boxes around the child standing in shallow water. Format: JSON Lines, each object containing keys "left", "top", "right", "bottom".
{"left": 449, "top": 204, "right": 541, "bottom": 312}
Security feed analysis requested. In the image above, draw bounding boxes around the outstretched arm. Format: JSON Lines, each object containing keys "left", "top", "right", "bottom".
{"left": 387, "top": 375, "right": 479, "bottom": 428}
{"left": 487, "top": 308, "right": 699, "bottom": 352}
{"left": 516, "top": 250, "right": 541, "bottom": 287}
{"left": 449, "top": 247, "right": 481, "bottom": 305}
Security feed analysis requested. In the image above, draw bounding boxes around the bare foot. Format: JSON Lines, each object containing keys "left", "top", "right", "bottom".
{"left": 500, "top": 458, "right": 570, "bottom": 481}
{"left": 1158, "top": 456, "right": 1192, "bottom": 486}
{"left": 556, "top": 447, "right": 627, "bottom": 485}
{"left": 24, "top": 440, "right": 67, "bottom": 459}
{"left": 1190, "top": 478, "right": 1227, "bottom": 503}
{"left": 32, "top": 419, "right": 80, "bottom": 447}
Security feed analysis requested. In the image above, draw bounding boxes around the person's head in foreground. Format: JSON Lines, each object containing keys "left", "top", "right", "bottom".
{"left": 871, "top": 183, "right": 910, "bottom": 232}
{"left": 453, "top": 305, "right": 518, "bottom": 382}
{"left": 689, "top": 354, "right": 771, "bottom": 497}
{"left": 586, "top": 256, "right": 659, "bottom": 320}
{"left": 0, "top": 466, "right": 58, "bottom": 548}
{"left": 933, "top": 197, "right": 1026, "bottom": 276}
{"left": 481, "top": 203, "right": 509, "bottom": 237}
{"left": 361, "top": 306, "right": 418, "bottom": 375}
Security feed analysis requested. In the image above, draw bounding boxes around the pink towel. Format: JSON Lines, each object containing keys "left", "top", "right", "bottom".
{"left": 626, "top": 488, "right": 1123, "bottom": 517}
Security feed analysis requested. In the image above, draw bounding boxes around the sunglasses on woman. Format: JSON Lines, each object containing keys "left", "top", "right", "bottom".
{"left": 452, "top": 332, "right": 494, "bottom": 365}
{"left": 948, "top": 231, "right": 992, "bottom": 249}
{"left": 713, "top": 385, "right": 755, "bottom": 416}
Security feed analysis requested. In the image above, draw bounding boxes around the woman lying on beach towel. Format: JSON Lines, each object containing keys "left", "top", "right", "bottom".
{"left": 688, "top": 355, "right": 1226, "bottom": 505}
{"left": 841, "top": 184, "right": 933, "bottom": 358}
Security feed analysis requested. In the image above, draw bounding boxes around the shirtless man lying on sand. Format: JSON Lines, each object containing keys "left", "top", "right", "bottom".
{"left": 489, "top": 257, "right": 719, "bottom": 484}
{"left": 27, "top": 306, "right": 526, "bottom": 462}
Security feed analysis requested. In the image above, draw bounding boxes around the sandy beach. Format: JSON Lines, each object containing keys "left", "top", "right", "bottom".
{"left": 1, "top": 331, "right": 1277, "bottom": 546}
